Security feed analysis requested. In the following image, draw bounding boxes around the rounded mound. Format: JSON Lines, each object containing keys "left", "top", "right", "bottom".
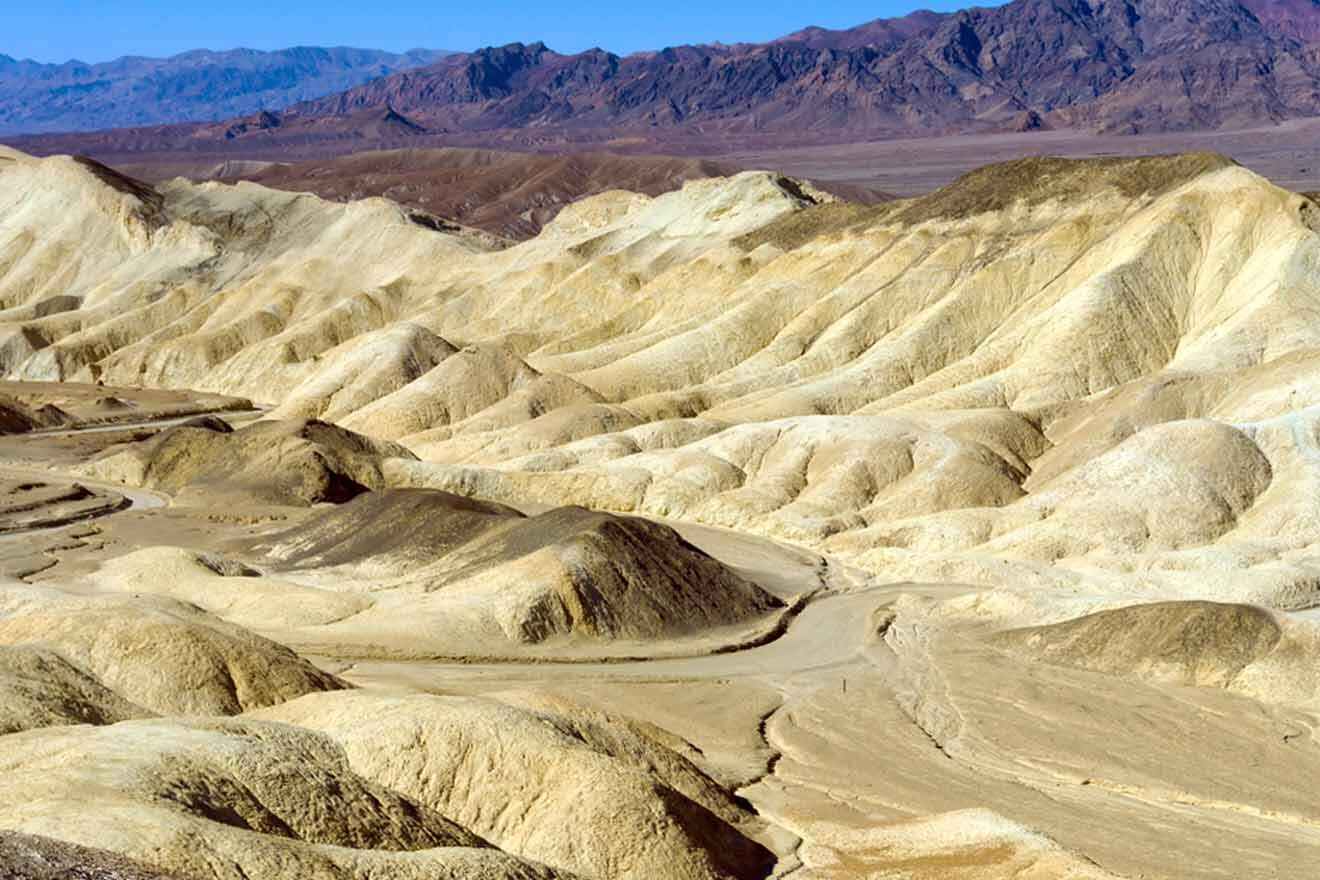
{"left": 261, "top": 489, "right": 784, "bottom": 654}
{"left": 995, "top": 601, "right": 1283, "bottom": 688}
{"left": 0, "top": 646, "right": 146, "bottom": 735}
{"left": 267, "top": 487, "right": 524, "bottom": 567}
{"left": 0, "top": 585, "right": 345, "bottom": 715}
{"left": 81, "top": 417, "right": 416, "bottom": 506}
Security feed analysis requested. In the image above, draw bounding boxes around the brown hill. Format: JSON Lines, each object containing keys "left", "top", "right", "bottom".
{"left": 0, "top": 394, "right": 46, "bottom": 434}
{"left": 995, "top": 601, "right": 1284, "bottom": 688}
{"left": 89, "top": 147, "right": 887, "bottom": 241}
{"left": 220, "top": 149, "right": 745, "bottom": 239}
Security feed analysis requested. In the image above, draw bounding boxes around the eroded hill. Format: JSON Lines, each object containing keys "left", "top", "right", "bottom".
{"left": 7, "top": 147, "right": 1320, "bottom": 608}
{"left": 5, "top": 145, "right": 1320, "bottom": 878}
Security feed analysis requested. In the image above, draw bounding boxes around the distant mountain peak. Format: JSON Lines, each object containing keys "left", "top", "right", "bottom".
{"left": 381, "top": 106, "right": 427, "bottom": 133}
{"left": 0, "top": 46, "right": 452, "bottom": 135}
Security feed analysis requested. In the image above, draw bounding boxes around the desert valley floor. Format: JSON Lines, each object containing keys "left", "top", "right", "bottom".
{"left": 1, "top": 144, "right": 1319, "bottom": 879}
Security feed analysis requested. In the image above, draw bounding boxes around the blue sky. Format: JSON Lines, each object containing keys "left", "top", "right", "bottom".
{"left": 7, "top": 1, "right": 978, "bottom": 64}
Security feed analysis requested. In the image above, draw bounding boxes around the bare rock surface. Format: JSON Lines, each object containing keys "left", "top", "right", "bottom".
{"left": 255, "top": 690, "right": 775, "bottom": 880}
{"left": 80, "top": 418, "right": 415, "bottom": 506}
{"left": 0, "top": 583, "right": 345, "bottom": 715}
{"left": 0, "top": 831, "right": 190, "bottom": 880}
{"left": 0, "top": 717, "right": 569, "bottom": 880}
{"left": 0, "top": 645, "right": 147, "bottom": 734}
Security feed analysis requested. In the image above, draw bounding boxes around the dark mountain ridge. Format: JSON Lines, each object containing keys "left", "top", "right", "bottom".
{"left": 7, "top": 0, "right": 1320, "bottom": 156}
{"left": 246, "top": 0, "right": 1320, "bottom": 142}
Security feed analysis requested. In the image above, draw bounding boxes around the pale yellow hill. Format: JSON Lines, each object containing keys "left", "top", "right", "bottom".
{"left": 0, "top": 582, "right": 343, "bottom": 715}
{"left": 11, "top": 148, "right": 1320, "bottom": 610}
{"left": 255, "top": 690, "right": 775, "bottom": 880}
{"left": 8, "top": 148, "right": 1320, "bottom": 879}
{"left": 0, "top": 717, "right": 568, "bottom": 880}
{"left": 0, "top": 645, "right": 146, "bottom": 734}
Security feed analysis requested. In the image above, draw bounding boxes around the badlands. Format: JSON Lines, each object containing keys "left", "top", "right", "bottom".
{"left": 0, "top": 143, "right": 1319, "bottom": 879}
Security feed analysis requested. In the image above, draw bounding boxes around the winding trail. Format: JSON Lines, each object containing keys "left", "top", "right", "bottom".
{"left": 340, "top": 583, "right": 975, "bottom": 685}
{"left": 13, "top": 409, "right": 1308, "bottom": 878}
{"left": 0, "top": 466, "right": 169, "bottom": 538}
{"left": 26, "top": 408, "right": 264, "bottom": 438}
{"left": 0, "top": 408, "right": 261, "bottom": 537}
{"left": 3, "top": 407, "right": 925, "bottom": 682}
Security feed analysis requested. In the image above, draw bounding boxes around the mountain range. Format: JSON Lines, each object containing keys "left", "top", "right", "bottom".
{"left": 274, "top": 0, "right": 1320, "bottom": 140}
{"left": 0, "top": 47, "right": 450, "bottom": 134}
{"left": 8, "top": 0, "right": 1320, "bottom": 154}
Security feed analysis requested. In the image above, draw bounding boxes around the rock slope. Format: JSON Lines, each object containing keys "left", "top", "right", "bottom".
{"left": 256, "top": 690, "right": 775, "bottom": 880}
{"left": 239, "top": 488, "right": 785, "bottom": 655}
{"left": 8, "top": 145, "right": 1320, "bottom": 879}
{"left": 9, "top": 149, "right": 1320, "bottom": 610}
